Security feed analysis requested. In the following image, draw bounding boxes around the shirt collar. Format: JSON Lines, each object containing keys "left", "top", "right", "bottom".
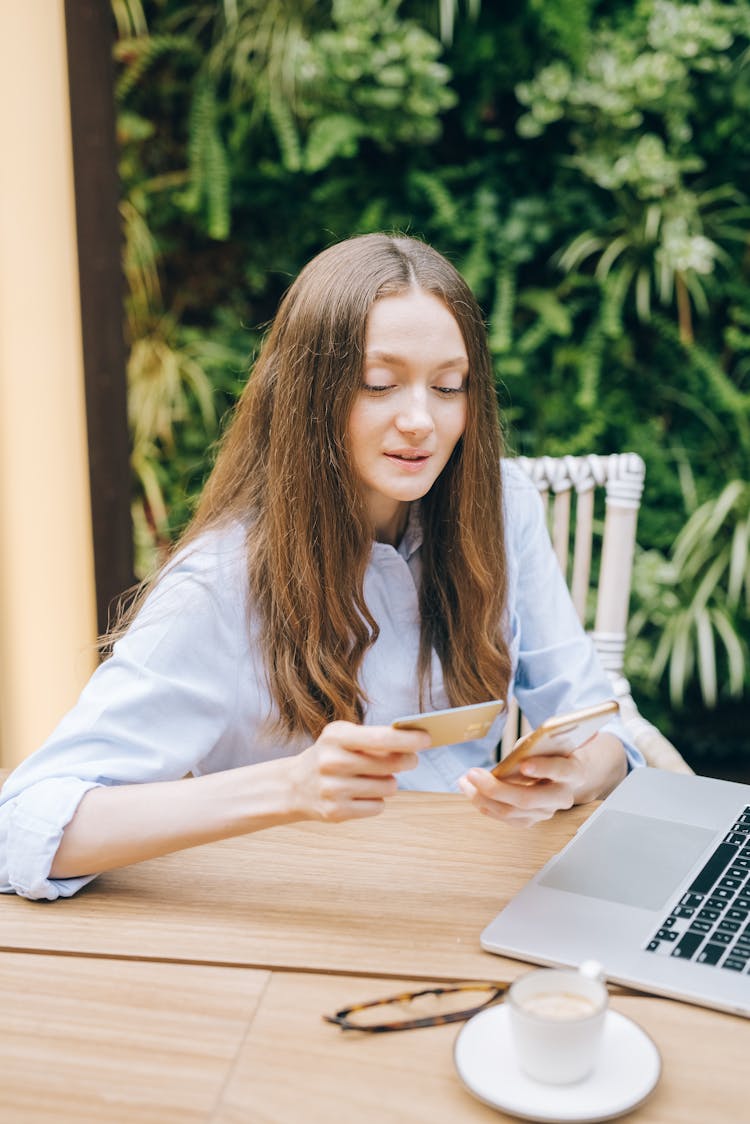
{"left": 397, "top": 503, "right": 423, "bottom": 560}
{"left": 369, "top": 503, "right": 423, "bottom": 563}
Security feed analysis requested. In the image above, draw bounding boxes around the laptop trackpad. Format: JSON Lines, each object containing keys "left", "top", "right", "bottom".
{"left": 539, "top": 810, "right": 716, "bottom": 910}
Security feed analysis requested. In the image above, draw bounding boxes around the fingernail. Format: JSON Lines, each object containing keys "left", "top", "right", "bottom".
{"left": 458, "top": 777, "right": 477, "bottom": 798}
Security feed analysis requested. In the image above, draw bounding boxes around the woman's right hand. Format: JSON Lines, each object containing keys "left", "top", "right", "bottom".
{"left": 288, "top": 721, "right": 429, "bottom": 823}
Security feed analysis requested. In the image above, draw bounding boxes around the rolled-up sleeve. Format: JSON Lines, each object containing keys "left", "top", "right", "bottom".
{"left": 2, "top": 777, "right": 102, "bottom": 899}
{"left": 503, "top": 463, "right": 644, "bottom": 770}
{"left": 0, "top": 531, "right": 246, "bottom": 900}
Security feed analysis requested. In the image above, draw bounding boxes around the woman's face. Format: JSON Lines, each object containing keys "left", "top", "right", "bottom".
{"left": 347, "top": 288, "right": 468, "bottom": 545}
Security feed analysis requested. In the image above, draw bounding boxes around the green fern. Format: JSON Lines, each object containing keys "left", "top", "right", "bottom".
{"left": 114, "top": 34, "right": 195, "bottom": 103}
{"left": 181, "top": 77, "right": 231, "bottom": 239}
{"left": 651, "top": 313, "right": 750, "bottom": 453}
{"left": 304, "top": 114, "right": 363, "bottom": 173}
{"left": 488, "top": 264, "right": 517, "bottom": 354}
{"left": 576, "top": 319, "right": 604, "bottom": 411}
{"left": 408, "top": 170, "right": 459, "bottom": 229}
{"left": 267, "top": 93, "right": 303, "bottom": 172}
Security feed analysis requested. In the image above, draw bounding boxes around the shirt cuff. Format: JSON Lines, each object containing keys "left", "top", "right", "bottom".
{"left": 6, "top": 776, "right": 101, "bottom": 900}
{"left": 602, "top": 716, "right": 645, "bottom": 771}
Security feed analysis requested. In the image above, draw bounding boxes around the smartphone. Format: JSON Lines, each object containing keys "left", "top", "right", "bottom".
{"left": 392, "top": 699, "right": 504, "bottom": 748}
{"left": 491, "top": 699, "right": 619, "bottom": 781}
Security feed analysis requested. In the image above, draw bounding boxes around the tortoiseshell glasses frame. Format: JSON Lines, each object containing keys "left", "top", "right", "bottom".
{"left": 323, "top": 982, "right": 508, "bottom": 1034}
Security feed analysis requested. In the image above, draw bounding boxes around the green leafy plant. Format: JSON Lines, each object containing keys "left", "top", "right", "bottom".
{"left": 120, "top": 195, "right": 227, "bottom": 573}
{"left": 630, "top": 477, "right": 750, "bottom": 707}
{"left": 516, "top": 1, "right": 750, "bottom": 342}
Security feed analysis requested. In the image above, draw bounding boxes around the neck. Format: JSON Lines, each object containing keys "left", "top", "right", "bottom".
{"left": 372, "top": 501, "right": 410, "bottom": 547}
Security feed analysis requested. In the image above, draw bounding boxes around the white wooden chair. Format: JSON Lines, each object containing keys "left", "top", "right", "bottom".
{"left": 500, "top": 452, "right": 693, "bottom": 774}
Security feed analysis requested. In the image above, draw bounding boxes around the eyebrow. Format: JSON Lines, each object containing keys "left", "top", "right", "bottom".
{"left": 365, "top": 350, "right": 469, "bottom": 370}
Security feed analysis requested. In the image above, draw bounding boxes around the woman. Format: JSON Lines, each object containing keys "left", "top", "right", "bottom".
{"left": 0, "top": 234, "right": 639, "bottom": 901}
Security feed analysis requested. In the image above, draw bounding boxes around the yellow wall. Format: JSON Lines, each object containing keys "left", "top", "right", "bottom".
{"left": 0, "top": 4, "right": 98, "bottom": 769}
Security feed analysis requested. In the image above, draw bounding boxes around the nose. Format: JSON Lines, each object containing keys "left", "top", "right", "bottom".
{"left": 395, "top": 389, "right": 434, "bottom": 438}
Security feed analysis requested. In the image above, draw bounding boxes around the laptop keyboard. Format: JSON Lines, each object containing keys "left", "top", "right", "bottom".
{"left": 645, "top": 806, "right": 750, "bottom": 971}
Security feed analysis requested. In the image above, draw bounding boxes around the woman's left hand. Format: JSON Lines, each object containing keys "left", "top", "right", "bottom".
{"left": 458, "top": 733, "right": 628, "bottom": 826}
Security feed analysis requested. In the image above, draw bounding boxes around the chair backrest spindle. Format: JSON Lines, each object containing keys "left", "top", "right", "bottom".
{"left": 570, "top": 487, "right": 594, "bottom": 623}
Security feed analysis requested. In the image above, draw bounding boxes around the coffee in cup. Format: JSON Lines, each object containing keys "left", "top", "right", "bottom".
{"left": 517, "top": 991, "right": 599, "bottom": 1020}
{"left": 508, "top": 961, "right": 608, "bottom": 1084}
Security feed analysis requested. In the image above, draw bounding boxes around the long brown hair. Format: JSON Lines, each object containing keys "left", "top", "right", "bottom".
{"left": 134, "top": 234, "right": 511, "bottom": 737}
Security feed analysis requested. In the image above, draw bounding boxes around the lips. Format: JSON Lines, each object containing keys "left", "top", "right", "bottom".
{"left": 385, "top": 449, "right": 431, "bottom": 462}
{"left": 384, "top": 451, "right": 432, "bottom": 475}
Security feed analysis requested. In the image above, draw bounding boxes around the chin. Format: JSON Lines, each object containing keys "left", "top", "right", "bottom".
{"left": 392, "top": 482, "right": 435, "bottom": 503}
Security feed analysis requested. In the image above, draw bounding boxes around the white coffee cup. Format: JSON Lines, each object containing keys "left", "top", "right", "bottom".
{"left": 507, "top": 961, "right": 608, "bottom": 1085}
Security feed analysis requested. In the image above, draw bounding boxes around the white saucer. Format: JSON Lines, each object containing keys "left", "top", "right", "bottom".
{"left": 454, "top": 1005, "right": 661, "bottom": 1122}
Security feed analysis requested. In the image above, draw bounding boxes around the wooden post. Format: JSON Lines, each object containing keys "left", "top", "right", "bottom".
{"left": 0, "top": 3, "right": 129, "bottom": 768}
{"left": 65, "top": 0, "right": 134, "bottom": 632}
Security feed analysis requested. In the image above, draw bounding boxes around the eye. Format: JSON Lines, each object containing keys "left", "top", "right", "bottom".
{"left": 361, "top": 383, "right": 394, "bottom": 394}
{"left": 433, "top": 373, "right": 467, "bottom": 396}
{"left": 434, "top": 385, "right": 466, "bottom": 396}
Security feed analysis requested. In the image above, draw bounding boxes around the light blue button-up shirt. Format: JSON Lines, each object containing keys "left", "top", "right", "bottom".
{"left": 0, "top": 463, "right": 642, "bottom": 899}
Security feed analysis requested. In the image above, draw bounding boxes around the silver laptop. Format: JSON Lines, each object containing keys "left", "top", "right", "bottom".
{"left": 481, "top": 767, "right": 750, "bottom": 1017}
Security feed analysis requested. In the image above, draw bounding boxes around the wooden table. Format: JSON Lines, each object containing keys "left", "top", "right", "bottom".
{"left": 0, "top": 792, "right": 593, "bottom": 981}
{"left": 1, "top": 779, "right": 747, "bottom": 1122}
{"left": 1, "top": 951, "right": 269, "bottom": 1124}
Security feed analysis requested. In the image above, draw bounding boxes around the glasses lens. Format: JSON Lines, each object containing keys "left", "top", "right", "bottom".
{"left": 341, "top": 985, "right": 501, "bottom": 1029}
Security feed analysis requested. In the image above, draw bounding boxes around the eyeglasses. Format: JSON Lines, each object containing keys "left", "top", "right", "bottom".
{"left": 323, "top": 982, "right": 507, "bottom": 1033}
{"left": 324, "top": 979, "right": 650, "bottom": 1033}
